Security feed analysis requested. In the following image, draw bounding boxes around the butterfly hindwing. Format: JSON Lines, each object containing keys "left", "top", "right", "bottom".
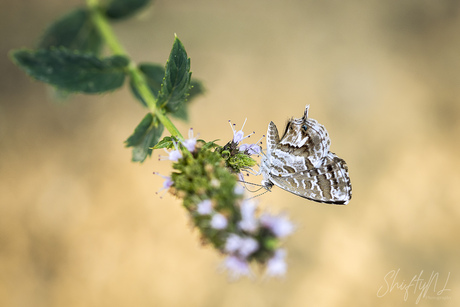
{"left": 268, "top": 152, "right": 351, "bottom": 204}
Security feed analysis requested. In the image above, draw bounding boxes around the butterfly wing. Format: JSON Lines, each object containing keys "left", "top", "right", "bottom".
{"left": 265, "top": 121, "right": 312, "bottom": 176}
{"left": 266, "top": 105, "right": 332, "bottom": 176}
{"left": 279, "top": 117, "right": 331, "bottom": 169}
{"left": 268, "top": 152, "right": 352, "bottom": 204}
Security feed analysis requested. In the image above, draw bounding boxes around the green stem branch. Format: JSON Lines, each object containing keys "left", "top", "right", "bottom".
{"left": 86, "top": 0, "right": 183, "bottom": 139}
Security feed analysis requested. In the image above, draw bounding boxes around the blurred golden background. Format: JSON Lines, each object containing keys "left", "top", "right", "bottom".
{"left": 1, "top": 0, "right": 459, "bottom": 306}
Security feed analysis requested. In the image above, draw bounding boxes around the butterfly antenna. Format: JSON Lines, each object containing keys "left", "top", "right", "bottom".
{"left": 237, "top": 179, "right": 265, "bottom": 188}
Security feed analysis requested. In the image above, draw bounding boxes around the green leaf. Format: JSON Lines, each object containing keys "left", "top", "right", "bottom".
{"left": 104, "top": 0, "right": 151, "bottom": 20}
{"left": 202, "top": 139, "right": 220, "bottom": 150}
{"left": 130, "top": 62, "right": 204, "bottom": 121}
{"left": 157, "top": 37, "right": 192, "bottom": 113}
{"left": 152, "top": 136, "right": 176, "bottom": 150}
{"left": 38, "top": 8, "right": 102, "bottom": 55}
{"left": 125, "top": 113, "right": 164, "bottom": 162}
{"left": 10, "top": 48, "right": 129, "bottom": 94}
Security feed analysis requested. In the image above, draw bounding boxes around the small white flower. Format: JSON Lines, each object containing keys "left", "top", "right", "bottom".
{"left": 168, "top": 149, "right": 182, "bottom": 161}
{"left": 162, "top": 176, "right": 173, "bottom": 190}
{"left": 238, "top": 237, "right": 259, "bottom": 258}
{"left": 159, "top": 141, "right": 182, "bottom": 161}
{"left": 238, "top": 143, "right": 249, "bottom": 152}
{"left": 154, "top": 172, "right": 173, "bottom": 197}
{"left": 224, "top": 234, "right": 259, "bottom": 258}
{"left": 224, "top": 234, "right": 242, "bottom": 254}
{"left": 239, "top": 219, "right": 258, "bottom": 234}
{"left": 246, "top": 143, "right": 261, "bottom": 155}
{"left": 240, "top": 199, "right": 256, "bottom": 219}
{"left": 229, "top": 118, "right": 254, "bottom": 144}
{"left": 233, "top": 184, "right": 245, "bottom": 195}
{"left": 265, "top": 249, "right": 287, "bottom": 277}
{"left": 224, "top": 255, "right": 251, "bottom": 279}
{"left": 210, "top": 213, "right": 228, "bottom": 230}
{"left": 238, "top": 199, "right": 258, "bottom": 233}
{"left": 182, "top": 128, "right": 197, "bottom": 152}
{"left": 231, "top": 118, "right": 246, "bottom": 143}
{"left": 197, "top": 199, "right": 213, "bottom": 215}
{"left": 260, "top": 213, "right": 294, "bottom": 238}
{"left": 239, "top": 143, "right": 261, "bottom": 155}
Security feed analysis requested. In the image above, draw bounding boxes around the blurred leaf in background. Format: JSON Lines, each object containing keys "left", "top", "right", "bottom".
{"left": 11, "top": 48, "right": 129, "bottom": 94}
{"left": 38, "top": 8, "right": 103, "bottom": 55}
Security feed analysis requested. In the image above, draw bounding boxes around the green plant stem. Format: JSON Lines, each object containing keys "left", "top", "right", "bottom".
{"left": 86, "top": 0, "right": 183, "bottom": 139}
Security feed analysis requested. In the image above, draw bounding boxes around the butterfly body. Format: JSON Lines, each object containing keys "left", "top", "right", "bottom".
{"left": 260, "top": 106, "right": 352, "bottom": 204}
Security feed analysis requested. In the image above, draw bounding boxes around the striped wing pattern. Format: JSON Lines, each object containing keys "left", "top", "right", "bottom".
{"left": 261, "top": 105, "right": 352, "bottom": 204}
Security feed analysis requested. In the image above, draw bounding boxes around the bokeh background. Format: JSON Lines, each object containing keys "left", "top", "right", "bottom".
{"left": 1, "top": 0, "right": 459, "bottom": 306}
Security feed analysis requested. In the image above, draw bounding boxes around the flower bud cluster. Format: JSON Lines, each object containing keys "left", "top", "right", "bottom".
{"left": 155, "top": 126, "right": 294, "bottom": 278}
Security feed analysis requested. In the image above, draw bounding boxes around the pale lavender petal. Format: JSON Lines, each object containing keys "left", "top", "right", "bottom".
{"left": 210, "top": 213, "right": 228, "bottom": 230}
{"left": 183, "top": 138, "right": 197, "bottom": 152}
{"left": 247, "top": 143, "right": 261, "bottom": 155}
{"left": 266, "top": 249, "right": 287, "bottom": 277}
{"left": 162, "top": 176, "right": 173, "bottom": 189}
{"left": 238, "top": 143, "right": 249, "bottom": 152}
{"left": 238, "top": 219, "right": 258, "bottom": 233}
{"left": 224, "top": 234, "right": 242, "bottom": 254}
{"left": 169, "top": 150, "right": 182, "bottom": 161}
{"left": 233, "top": 130, "right": 245, "bottom": 143}
{"left": 238, "top": 200, "right": 258, "bottom": 233}
{"left": 197, "top": 199, "right": 213, "bottom": 215}
{"left": 238, "top": 237, "right": 259, "bottom": 258}
{"left": 240, "top": 199, "right": 256, "bottom": 220}
{"left": 233, "top": 184, "right": 245, "bottom": 195}
{"left": 260, "top": 213, "right": 294, "bottom": 238}
{"left": 224, "top": 255, "right": 251, "bottom": 279}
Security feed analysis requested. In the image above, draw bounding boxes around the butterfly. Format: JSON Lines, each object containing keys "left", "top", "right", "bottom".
{"left": 260, "top": 105, "right": 352, "bottom": 204}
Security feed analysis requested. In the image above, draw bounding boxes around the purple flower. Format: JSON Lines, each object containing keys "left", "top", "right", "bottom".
{"left": 239, "top": 143, "right": 261, "bottom": 155}
{"left": 224, "top": 234, "right": 242, "bottom": 254}
{"left": 265, "top": 249, "right": 287, "bottom": 277}
{"left": 162, "top": 176, "right": 173, "bottom": 189}
{"left": 224, "top": 255, "right": 251, "bottom": 279}
{"left": 210, "top": 213, "right": 228, "bottom": 230}
{"left": 246, "top": 143, "right": 261, "bottom": 155}
{"left": 182, "top": 128, "right": 197, "bottom": 152}
{"left": 260, "top": 213, "right": 294, "bottom": 238}
{"left": 238, "top": 237, "right": 259, "bottom": 257}
{"left": 168, "top": 149, "right": 182, "bottom": 161}
{"left": 159, "top": 141, "right": 182, "bottom": 161}
{"left": 238, "top": 199, "right": 258, "bottom": 233}
{"left": 197, "top": 199, "right": 213, "bottom": 215}
{"left": 233, "top": 130, "right": 245, "bottom": 143}
{"left": 238, "top": 143, "right": 249, "bottom": 152}
{"left": 154, "top": 172, "right": 173, "bottom": 197}
{"left": 224, "top": 234, "right": 259, "bottom": 258}
{"left": 229, "top": 118, "right": 254, "bottom": 144}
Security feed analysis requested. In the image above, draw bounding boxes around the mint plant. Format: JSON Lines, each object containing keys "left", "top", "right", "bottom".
{"left": 10, "top": 0, "right": 294, "bottom": 279}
